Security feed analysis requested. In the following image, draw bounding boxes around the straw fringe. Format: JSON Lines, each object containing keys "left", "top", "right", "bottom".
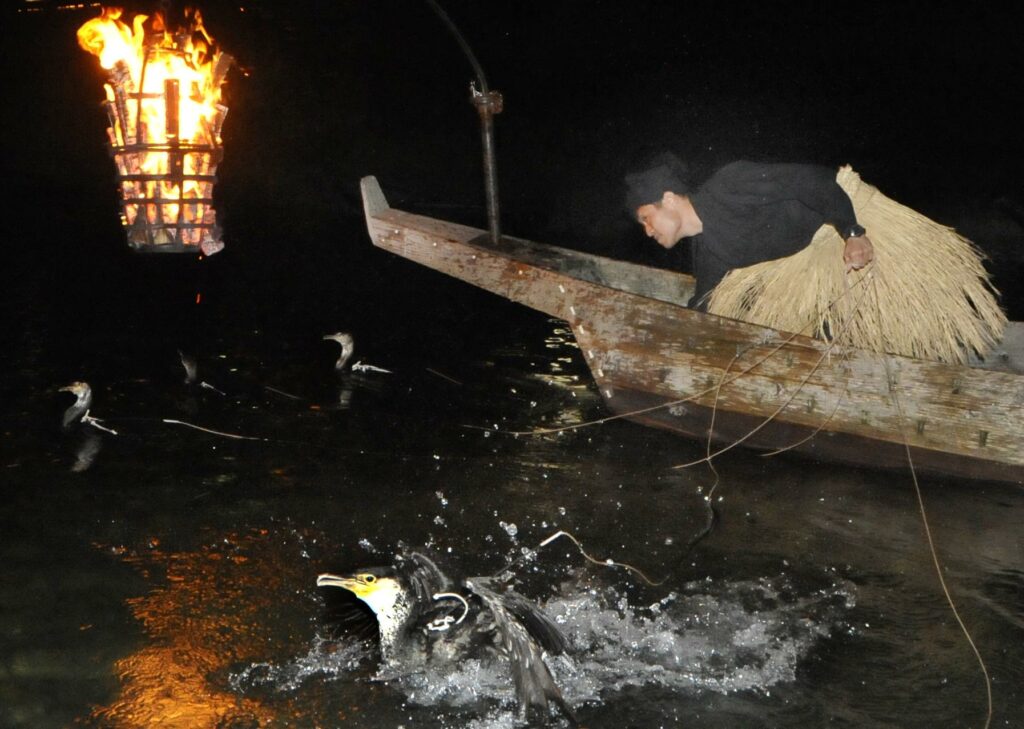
{"left": 707, "top": 166, "right": 1007, "bottom": 363}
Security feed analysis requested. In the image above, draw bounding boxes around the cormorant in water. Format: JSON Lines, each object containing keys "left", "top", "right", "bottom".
{"left": 59, "top": 381, "right": 93, "bottom": 430}
{"left": 317, "top": 552, "right": 576, "bottom": 725}
{"left": 323, "top": 332, "right": 355, "bottom": 371}
{"left": 59, "top": 382, "right": 106, "bottom": 471}
{"left": 177, "top": 350, "right": 227, "bottom": 395}
{"left": 178, "top": 349, "right": 198, "bottom": 385}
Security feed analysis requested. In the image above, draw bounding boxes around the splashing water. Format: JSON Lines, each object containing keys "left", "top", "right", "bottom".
{"left": 228, "top": 570, "right": 854, "bottom": 727}
{"left": 547, "top": 573, "right": 855, "bottom": 702}
{"left": 230, "top": 637, "right": 367, "bottom": 693}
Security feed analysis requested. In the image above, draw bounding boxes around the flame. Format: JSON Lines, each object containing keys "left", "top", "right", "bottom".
{"left": 77, "top": 6, "right": 231, "bottom": 252}
{"left": 77, "top": 8, "right": 142, "bottom": 69}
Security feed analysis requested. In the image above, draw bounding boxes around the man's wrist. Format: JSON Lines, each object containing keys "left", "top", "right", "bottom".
{"left": 844, "top": 223, "right": 866, "bottom": 240}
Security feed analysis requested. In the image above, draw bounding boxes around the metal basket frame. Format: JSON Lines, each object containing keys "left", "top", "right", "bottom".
{"left": 103, "top": 45, "right": 227, "bottom": 253}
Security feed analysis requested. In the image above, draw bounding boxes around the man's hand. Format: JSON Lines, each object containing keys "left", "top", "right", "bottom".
{"left": 843, "top": 234, "right": 874, "bottom": 272}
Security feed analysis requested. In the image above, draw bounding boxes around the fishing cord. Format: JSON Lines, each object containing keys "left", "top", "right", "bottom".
{"left": 161, "top": 418, "right": 271, "bottom": 441}
{"left": 758, "top": 379, "right": 851, "bottom": 457}
{"left": 534, "top": 523, "right": 721, "bottom": 588}
{"left": 479, "top": 269, "right": 879, "bottom": 585}
{"left": 483, "top": 246, "right": 994, "bottom": 723}
{"left": 262, "top": 385, "right": 304, "bottom": 400}
{"left": 426, "top": 592, "right": 470, "bottom": 631}
{"left": 868, "top": 271, "right": 993, "bottom": 729}
{"left": 500, "top": 273, "right": 876, "bottom": 439}
{"left": 490, "top": 529, "right": 667, "bottom": 587}
{"left": 755, "top": 257, "right": 863, "bottom": 457}
{"left": 81, "top": 413, "right": 119, "bottom": 435}
{"left": 671, "top": 269, "right": 875, "bottom": 470}
{"left": 537, "top": 530, "right": 667, "bottom": 587}
{"left": 666, "top": 285, "right": 862, "bottom": 572}
{"left": 425, "top": 367, "right": 464, "bottom": 386}
{"left": 676, "top": 265, "right": 993, "bottom": 727}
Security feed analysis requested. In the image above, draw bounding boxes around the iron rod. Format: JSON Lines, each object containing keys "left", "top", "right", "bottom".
{"left": 425, "top": 0, "right": 502, "bottom": 244}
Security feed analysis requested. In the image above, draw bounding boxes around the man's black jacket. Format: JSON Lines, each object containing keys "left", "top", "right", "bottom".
{"left": 687, "top": 161, "right": 862, "bottom": 308}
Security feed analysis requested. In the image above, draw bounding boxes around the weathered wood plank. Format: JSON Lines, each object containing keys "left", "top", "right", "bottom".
{"left": 564, "top": 287, "right": 1024, "bottom": 463}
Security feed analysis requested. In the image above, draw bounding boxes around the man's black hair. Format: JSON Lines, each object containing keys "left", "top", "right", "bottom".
{"left": 624, "top": 151, "right": 690, "bottom": 214}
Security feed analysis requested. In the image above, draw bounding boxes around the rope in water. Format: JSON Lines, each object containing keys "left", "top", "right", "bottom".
{"left": 495, "top": 262, "right": 993, "bottom": 726}
{"left": 688, "top": 267, "right": 994, "bottom": 728}
{"left": 491, "top": 529, "right": 669, "bottom": 587}
{"left": 867, "top": 270, "right": 993, "bottom": 729}
{"left": 500, "top": 273, "right": 875, "bottom": 439}
{"left": 670, "top": 275, "right": 874, "bottom": 469}
{"left": 161, "top": 418, "right": 269, "bottom": 441}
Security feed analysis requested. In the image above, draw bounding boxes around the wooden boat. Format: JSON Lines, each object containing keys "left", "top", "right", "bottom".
{"left": 360, "top": 176, "right": 1024, "bottom": 485}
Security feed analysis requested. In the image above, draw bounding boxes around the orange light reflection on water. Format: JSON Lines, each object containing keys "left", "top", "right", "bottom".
{"left": 89, "top": 529, "right": 324, "bottom": 728}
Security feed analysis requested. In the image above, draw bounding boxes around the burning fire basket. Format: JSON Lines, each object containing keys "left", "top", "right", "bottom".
{"left": 78, "top": 8, "right": 232, "bottom": 255}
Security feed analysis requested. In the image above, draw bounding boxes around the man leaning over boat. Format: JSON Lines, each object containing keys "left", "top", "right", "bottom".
{"left": 626, "top": 154, "right": 875, "bottom": 310}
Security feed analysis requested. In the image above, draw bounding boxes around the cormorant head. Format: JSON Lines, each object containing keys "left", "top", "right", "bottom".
{"left": 60, "top": 381, "right": 92, "bottom": 400}
{"left": 317, "top": 567, "right": 404, "bottom": 618}
{"left": 317, "top": 554, "right": 450, "bottom": 660}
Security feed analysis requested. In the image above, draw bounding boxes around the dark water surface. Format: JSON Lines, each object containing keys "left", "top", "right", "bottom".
{"left": 3, "top": 2, "right": 1023, "bottom": 728}
{"left": 4, "top": 242, "right": 1023, "bottom": 728}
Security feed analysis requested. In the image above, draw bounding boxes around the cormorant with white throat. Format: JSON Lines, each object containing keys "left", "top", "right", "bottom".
{"left": 317, "top": 551, "right": 576, "bottom": 725}
{"left": 59, "top": 381, "right": 93, "bottom": 430}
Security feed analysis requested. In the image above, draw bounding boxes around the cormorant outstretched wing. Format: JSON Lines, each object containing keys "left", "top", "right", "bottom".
{"left": 488, "top": 586, "right": 570, "bottom": 656}
{"left": 468, "top": 579, "right": 576, "bottom": 725}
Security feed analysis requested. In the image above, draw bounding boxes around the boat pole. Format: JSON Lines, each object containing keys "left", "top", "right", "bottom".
{"left": 425, "top": 0, "right": 503, "bottom": 245}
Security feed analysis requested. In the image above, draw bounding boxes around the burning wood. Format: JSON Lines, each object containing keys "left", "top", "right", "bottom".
{"left": 77, "top": 7, "right": 232, "bottom": 254}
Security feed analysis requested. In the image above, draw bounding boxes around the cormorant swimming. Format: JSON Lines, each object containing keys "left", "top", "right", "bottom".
{"left": 317, "top": 551, "right": 576, "bottom": 725}
{"left": 59, "top": 381, "right": 117, "bottom": 435}
{"left": 59, "top": 381, "right": 93, "bottom": 430}
{"left": 178, "top": 349, "right": 198, "bottom": 385}
{"left": 177, "top": 350, "right": 226, "bottom": 395}
{"left": 59, "top": 381, "right": 108, "bottom": 470}
{"left": 323, "top": 332, "right": 355, "bottom": 371}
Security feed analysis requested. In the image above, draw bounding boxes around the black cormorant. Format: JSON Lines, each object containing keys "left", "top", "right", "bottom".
{"left": 176, "top": 350, "right": 226, "bottom": 395}
{"left": 323, "top": 332, "right": 354, "bottom": 371}
{"left": 59, "top": 381, "right": 105, "bottom": 471}
{"left": 178, "top": 349, "right": 198, "bottom": 385}
{"left": 317, "top": 551, "right": 576, "bottom": 725}
{"left": 59, "top": 381, "right": 93, "bottom": 430}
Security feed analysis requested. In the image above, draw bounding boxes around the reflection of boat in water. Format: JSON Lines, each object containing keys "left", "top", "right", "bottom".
{"left": 360, "top": 176, "right": 1024, "bottom": 485}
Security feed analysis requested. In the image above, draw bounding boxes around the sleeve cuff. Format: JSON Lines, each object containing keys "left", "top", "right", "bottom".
{"left": 844, "top": 223, "right": 866, "bottom": 239}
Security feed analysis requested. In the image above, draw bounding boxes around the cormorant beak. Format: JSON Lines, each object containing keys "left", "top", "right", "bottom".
{"left": 317, "top": 572, "right": 364, "bottom": 594}
{"left": 317, "top": 572, "right": 404, "bottom": 618}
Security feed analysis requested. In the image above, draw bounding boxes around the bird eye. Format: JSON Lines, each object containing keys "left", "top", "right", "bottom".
{"left": 363, "top": 574, "right": 375, "bottom": 583}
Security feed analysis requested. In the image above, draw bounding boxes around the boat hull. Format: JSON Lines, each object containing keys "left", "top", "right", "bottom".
{"left": 608, "top": 384, "right": 1024, "bottom": 483}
